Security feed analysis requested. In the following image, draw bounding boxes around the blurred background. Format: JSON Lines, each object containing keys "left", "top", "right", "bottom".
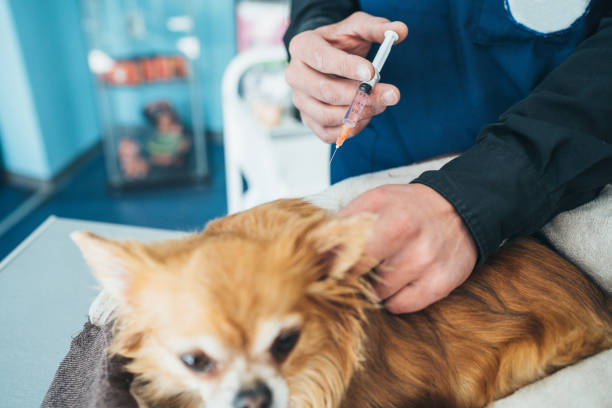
{"left": 0, "top": 0, "right": 330, "bottom": 260}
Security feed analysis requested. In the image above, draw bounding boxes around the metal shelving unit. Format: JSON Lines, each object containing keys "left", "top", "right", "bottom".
{"left": 81, "top": 0, "right": 208, "bottom": 189}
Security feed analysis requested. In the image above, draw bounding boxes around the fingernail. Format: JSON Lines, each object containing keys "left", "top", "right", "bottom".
{"left": 382, "top": 89, "right": 398, "bottom": 105}
{"left": 357, "top": 64, "right": 372, "bottom": 81}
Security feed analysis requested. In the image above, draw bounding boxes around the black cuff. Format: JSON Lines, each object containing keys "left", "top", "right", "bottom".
{"left": 411, "top": 136, "right": 551, "bottom": 264}
{"left": 411, "top": 171, "right": 492, "bottom": 265}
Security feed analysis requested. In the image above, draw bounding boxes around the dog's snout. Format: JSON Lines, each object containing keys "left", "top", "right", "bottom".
{"left": 233, "top": 381, "right": 272, "bottom": 408}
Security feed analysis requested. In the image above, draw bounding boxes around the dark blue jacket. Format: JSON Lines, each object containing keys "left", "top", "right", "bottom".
{"left": 284, "top": 0, "right": 612, "bottom": 262}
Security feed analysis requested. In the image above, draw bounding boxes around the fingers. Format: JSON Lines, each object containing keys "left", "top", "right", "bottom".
{"left": 289, "top": 30, "right": 374, "bottom": 81}
{"left": 301, "top": 113, "right": 371, "bottom": 144}
{"left": 288, "top": 60, "right": 398, "bottom": 143}
{"left": 293, "top": 90, "right": 386, "bottom": 128}
{"left": 343, "top": 12, "right": 409, "bottom": 44}
{"left": 335, "top": 182, "right": 477, "bottom": 315}
{"left": 286, "top": 61, "right": 360, "bottom": 105}
{"left": 373, "top": 84, "right": 401, "bottom": 107}
{"left": 287, "top": 63, "right": 399, "bottom": 144}
{"left": 338, "top": 185, "right": 416, "bottom": 256}
{"left": 286, "top": 16, "right": 404, "bottom": 144}
{"left": 371, "top": 234, "right": 442, "bottom": 299}
{"left": 286, "top": 60, "right": 400, "bottom": 107}
{"left": 300, "top": 113, "right": 338, "bottom": 144}
{"left": 320, "top": 11, "right": 409, "bottom": 45}
{"left": 383, "top": 274, "right": 452, "bottom": 314}
{"left": 373, "top": 263, "right": 420, "bottom": 300}
{"left": 293, "top": 91, "right": 349, "bottom": 126}
{"left": 383, "top": 282, "right": 431, "bottom": 314}
{"left": 290, "top": 12, "right": 408, "bottom": 83}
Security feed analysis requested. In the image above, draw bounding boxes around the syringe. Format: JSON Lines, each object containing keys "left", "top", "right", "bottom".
{"left": 330, "top": 30, "right": 399, "bottom": 164}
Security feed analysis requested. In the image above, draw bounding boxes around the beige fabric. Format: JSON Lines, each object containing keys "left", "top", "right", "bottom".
{"left": 542, "top": 185, "right": 612, "bottom": 294}
{"left": 489, "top": 348, "right": 612, "bottom": 407}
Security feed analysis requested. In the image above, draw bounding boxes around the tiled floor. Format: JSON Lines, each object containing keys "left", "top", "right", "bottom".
{"left": 0, "top": 142, "right": 227, "bottom": 261}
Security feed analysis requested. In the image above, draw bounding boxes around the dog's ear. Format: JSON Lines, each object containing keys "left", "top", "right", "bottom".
{"left": 71, "top": 231, "right": 141, "bottom": 301}
{"left": 305, "top": 213, "right": 376, "bottom": 280}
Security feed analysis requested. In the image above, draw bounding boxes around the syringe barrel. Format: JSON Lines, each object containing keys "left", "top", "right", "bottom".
{"left": 343, "top": 83, "right": 372, "bottom": 127}
{"left": 372, "top": 30, "right": 399, "bottom": 73}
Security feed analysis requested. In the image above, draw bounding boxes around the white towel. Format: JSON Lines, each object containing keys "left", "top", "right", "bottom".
{"left": 542, "top": 185, "right": 612, "bottom": 295}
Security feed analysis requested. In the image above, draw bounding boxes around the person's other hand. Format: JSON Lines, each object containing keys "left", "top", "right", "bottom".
{"left": 285, "top": 12, "right": 408, "bottom": 143}
{"left": 338, "top": 183, "right": 478, "bottom": 314}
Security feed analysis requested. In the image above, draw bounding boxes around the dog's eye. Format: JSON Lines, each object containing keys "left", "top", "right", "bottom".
{"left": 270, "top": 330, "right": 301, "bottom": 362}
{"left": 180, "top": 351, "right": 215, "bottom": 373}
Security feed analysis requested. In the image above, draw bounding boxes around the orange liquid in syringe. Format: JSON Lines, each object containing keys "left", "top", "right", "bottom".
{"left": 344, "top": 83, "right": 372, "bottom": 127}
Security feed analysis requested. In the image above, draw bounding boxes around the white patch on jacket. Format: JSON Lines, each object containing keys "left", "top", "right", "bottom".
{"left": 505, "top": 0, "right": 590, "bottom": 34}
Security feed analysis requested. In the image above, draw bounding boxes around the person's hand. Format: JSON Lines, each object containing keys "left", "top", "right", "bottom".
{"left": 285, "top": 12, "right": 408, "bottom": 143}
{"left": 338, "top": 183, "right": 478, "bottom": 313}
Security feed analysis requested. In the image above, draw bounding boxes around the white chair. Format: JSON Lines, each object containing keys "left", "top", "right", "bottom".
{"left": 221, "top": 47, "right": 330, "bottom": 214}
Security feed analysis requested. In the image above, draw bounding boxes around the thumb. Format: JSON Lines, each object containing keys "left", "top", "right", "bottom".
{"left": 344, "top": 12, "right": 409, "bottom": 44}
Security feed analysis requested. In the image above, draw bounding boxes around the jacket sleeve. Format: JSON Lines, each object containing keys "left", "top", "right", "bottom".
{"left": 412, "top": 12, "right": 612, "bottom": 264}
{"left": 283, "top": 0, "right": 359, "bottom": 49}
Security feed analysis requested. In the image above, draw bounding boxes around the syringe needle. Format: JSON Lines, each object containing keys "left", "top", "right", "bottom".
{"left": 329, "top": 124, "right": 351, "bottom": 165}
{"left": 329, "top": 146, "right": 339, "bottom": 165}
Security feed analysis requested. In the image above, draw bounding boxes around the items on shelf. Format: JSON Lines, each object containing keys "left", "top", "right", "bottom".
{"left": 117, "top": 138, "right": 149, "bottom": 179}
{"left": 143, "top": 101, "right": 191, "bottom": 166}
{"left": 81, "top": 0, "right": 208, "bottom": 190}
{"left": 101, "top": 55, "right": 188, "bottom": 86}
{"left": 116, "top": 100, "right": 192, "bottom": 180}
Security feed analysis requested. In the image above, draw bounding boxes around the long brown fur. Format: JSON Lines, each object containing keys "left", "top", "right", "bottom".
{"left": 73, "top": 199, "right": 612, "bottom": 408}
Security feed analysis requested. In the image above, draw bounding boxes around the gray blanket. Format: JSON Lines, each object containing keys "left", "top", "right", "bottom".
{"left": 43, "top": 159, "right": 612, "bottom": 407}
{"left": 42, "top": 322, "right": 136, "bottom": 408}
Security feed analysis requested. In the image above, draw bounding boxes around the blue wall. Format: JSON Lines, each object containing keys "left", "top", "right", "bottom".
{"left": 196, "top": 0, "right": 236, "bottom": 133}
{"left": 0, "top": 0, "right": 99, "bottom": 180}
{"left": 0, "top": 0, "right": 236, "bottom": 181}
{"left": 0, "top": 0, "right": 53, "bottom": 179}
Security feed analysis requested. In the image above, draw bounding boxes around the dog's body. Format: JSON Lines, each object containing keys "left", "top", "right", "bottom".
{"left": 73, "top": 199, "right": 612, "bottom": 408}
{"left": 343, "top": 238, "right": 612, "bottom": 407}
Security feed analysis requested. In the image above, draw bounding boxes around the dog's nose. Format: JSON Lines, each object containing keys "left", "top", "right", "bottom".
{"left": 233, "top": 381, "right": 272, "bottom": 408}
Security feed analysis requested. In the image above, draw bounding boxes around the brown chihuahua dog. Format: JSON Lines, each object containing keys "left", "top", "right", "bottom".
{"left": 72, "top": 199, "right": 612, "bottom": 408}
